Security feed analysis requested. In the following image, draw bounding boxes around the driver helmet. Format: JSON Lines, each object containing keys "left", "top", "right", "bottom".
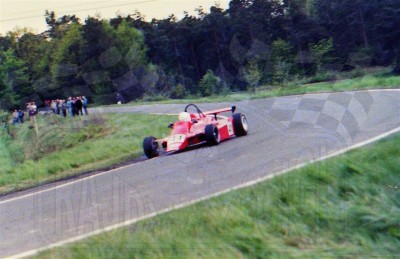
{"left": 178, "top": 112, "right": 191, "bottom": 122}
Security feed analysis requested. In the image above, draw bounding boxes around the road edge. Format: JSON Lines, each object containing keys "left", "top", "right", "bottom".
{"left": 10, "top": 124, "right": 400, "bottom": 259}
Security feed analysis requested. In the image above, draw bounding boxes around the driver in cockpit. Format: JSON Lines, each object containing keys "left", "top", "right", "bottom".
{"left": 178, "top": 112, "right": 191, "bottom": 122}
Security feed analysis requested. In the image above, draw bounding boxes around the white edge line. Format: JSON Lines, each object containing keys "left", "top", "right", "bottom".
{"left": 149, "top": 113, "right": 179, "bottom": 115}
{"left": 275, "top": 88, "right": 400, "bottom": 98}
{"left": 0, "top": 113, "right": 178, "bottom": 205}
{"left": 0, "top": 162, "right": 138, "bottom": 205}
{"left": 8, "top": 125, "right": 400, "bottom": 259}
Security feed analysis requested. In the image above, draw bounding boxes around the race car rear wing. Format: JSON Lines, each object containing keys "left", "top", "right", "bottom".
{"left": 204, "top": 106, "right": 236, "bottom": 116}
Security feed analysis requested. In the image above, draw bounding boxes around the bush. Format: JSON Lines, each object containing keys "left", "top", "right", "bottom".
{"left": 170, "top": 83, "right": 186, "bottom": 99}
{"left": 243, "top": 58, "right": 262, "bottom": 92}
{"left": 199, "top": 70, "right": 223, "bottom": 96}
{"left": 140, "top": 94, "right": 168, "bottom": 102}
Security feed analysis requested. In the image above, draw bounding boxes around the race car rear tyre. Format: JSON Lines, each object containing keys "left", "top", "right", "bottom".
{"left": 143, "top": 136, "right": 159, "bottom": 158}
{"left": 205, "top": 124, "right": 220, "bottom": 145}
{"left": 233, "top": 113, "right": 248, "bottom": 136}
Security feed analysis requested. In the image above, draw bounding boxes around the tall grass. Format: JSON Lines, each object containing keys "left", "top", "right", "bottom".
{"left": 0, "top": 135, "right": 13, "bottom": 170}
{"left": 0, "top": 113, "right": 172, "bottom": 194}
{"left": 40, "top": 134, "right": 400, "bottom": 258}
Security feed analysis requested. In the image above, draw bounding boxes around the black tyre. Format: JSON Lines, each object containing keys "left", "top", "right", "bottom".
{"left": 232, "top": 113, "right": 248, "bottom": 136}
{"left": 205, "top": 124, "right": 220, "bottom": 145}
{"left": 143, "top": 136, "right": 159, "bottom": 158}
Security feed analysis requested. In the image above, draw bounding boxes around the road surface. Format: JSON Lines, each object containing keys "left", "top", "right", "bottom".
{"left": 1, "top": 90, "right": 399, "bottom": 258}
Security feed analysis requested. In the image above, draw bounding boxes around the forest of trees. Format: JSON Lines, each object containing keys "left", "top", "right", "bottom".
{"left": 1, "top": 0, "right": 400, "bottom": 109}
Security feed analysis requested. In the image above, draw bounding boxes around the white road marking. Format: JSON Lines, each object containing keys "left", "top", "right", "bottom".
{"left": 0, "top": 163, "right": 137, "bottom": 205}
{"left": 8, "top": 124, "right": 400, "bottom": 259}
{"left": 149, "top": 113, "right": 179, "bottom": 115}
{"left": 281, "top": 88, "right": 400, "bottom": 98}
{"left": 3, "top": 89, "right": 400, "bottom": 258}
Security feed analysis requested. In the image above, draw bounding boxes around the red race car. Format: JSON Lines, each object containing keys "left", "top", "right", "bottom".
{"left": 143, "top": 104, "right": 248, "bottom": 158}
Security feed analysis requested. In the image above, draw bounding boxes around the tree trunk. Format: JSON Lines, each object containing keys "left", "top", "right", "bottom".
{"left": 190, "top": 43, "right": 201, "bottom": 80}
{"left": 358, "top": 8, "right": 368, "bottom": 48}
{"left": 173, "top": 35, "right": 184, "bottom": 77}
{"left": 212, "top": 27, "right": 222, "bottom": 62}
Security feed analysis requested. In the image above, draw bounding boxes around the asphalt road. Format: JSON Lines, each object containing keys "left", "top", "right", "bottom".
{"left": 1, "top": 90, "right": 400, "bottom": 258}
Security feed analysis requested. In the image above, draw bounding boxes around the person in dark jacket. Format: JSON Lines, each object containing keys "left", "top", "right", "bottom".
{"left": 18, "top": 110, "right": 24, "bottom": 123}
{"left": 72, "top": 97, "right": 78, "bottom": 116}
{"left": 55, "top": 99, "right": 60, "bottom": 114}
{"left": 75, "top": 97, "right": 83, "bottom": 116}
{"left": 60, "top": 100, "right": 67, "bottom": 117}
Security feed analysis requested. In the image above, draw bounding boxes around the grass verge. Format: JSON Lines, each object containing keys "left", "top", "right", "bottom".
{"left": 0, "top": 113, "right": 172, "bottom": 194}
{"left": 39, "top": 134, "right": 400, "bottom": 258}
{"left": 107, "top": 68, "right": 400, "bottom": 107}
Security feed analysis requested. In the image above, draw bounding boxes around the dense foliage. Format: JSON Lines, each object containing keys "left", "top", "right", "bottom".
{"left": 1, "top": 0, "right": 399, "bottom": 108}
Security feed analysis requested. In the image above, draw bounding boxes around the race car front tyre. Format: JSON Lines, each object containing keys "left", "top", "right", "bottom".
{"left": 143, "top": 136, "right": 159, "bottom": 158}
{"left": 205, "top": 124, "right": 220, "bottom": 145}
{"left": 232, "top": 113, "right": 248, "bottom": 136}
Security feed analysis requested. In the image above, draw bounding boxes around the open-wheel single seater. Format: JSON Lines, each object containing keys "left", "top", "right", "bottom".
{"left": 143, "top": 104, "right": 248, "bottom": 158}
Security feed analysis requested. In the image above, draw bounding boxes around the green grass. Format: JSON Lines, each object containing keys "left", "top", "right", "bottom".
{"left": 107, "top": 68, "right": 400, "bottom": 107}
{"left": 302, "top": 74, "right": 400, "bottom": 92}
{"left": 39, "top": 134, "right": 400, "bottom": 258}
{"left": 1, "top": 70, "right": 399, "bottom": 193}
{"left": 0, "top": 113, "right": 172, "bottom": 194}
{"left": 0, "top": 135, "right": 13, "bottom": 169}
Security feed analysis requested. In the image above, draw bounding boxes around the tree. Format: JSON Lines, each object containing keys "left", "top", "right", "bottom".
{"left": 199, "top": 70, "right": 222, "bottom": 96}
{"left": 115, "top": 20, "right": 148, "bottom": 72}
{"left": 285, "top": 0, "right": 326, "bottom": 76}
{"left": 81, "top": 17, "right": 117, "bottom": 103}
{"left": 50, "top": 23, "right": 84, "bottom": 95}
{"left": 242, "top": 58, "right": 262, "bottom": 92}
{"left": 371, "top": 0, "right": 400, "bottom": 72}
{"left": 0, "top": 35, "right": 13, "bottom": 51}
{"left": 170, "top": 83, "right": 186, "bottom": 99}
{"left": 0, "top": 51, "right": 15, "bottom": 110}
{"left": 309, "top": 38, "right": 334, "bottom": 73}
{"left": 114, "top": 20, "right": 152, "bottom": 100}
{"left": 0, "top": 49, "right": 31, "bottom": 109}
{"left": 15, "top": 33, "right": 50, "bottom": 81}
{"left": 45, "top": 11, "right": 80, "bottom": 39}
{"left": 394, "top": 46, "right": 400, "bottom": 75}
{"left": 271, "top": 39, "right": 294, "bottom": 83}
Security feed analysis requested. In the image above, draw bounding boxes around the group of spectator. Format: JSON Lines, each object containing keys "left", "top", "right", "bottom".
{"left": 11, "top": 102, "right": 37, "bottom": 125}
{"left": 45, "top": 96, "right": 88, "bottom": 117}
{"left": 8, "top": 96, "right": 89, "bottom": 128}
{"left": 12, "top": 110, "right": 25, "bottom": 124}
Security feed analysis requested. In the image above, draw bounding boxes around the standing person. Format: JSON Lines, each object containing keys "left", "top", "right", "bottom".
{"left": 82, "top": 96, "right": 88, "bottom": 115}
{"left": 57, "top": 99, "right": 63, "bottom": 116}
{"left": 55, "top": 99, "right": 60, "bottom": 114}
{"left": 12, "top": 110, "right": 19, "bottom": 125}
{"left": 18, "top": 109, "right": 24, "bottom": 123}
{"left": 27, "top": 102, "right": 39, "bottom": 135}
{"left": 116, "top": 92, "right": 125, "bottom": 104}
{"left": 61, "top": 100, "right": 67, "bottom": 117}
{"left": 50, "top": 100, "right": 56, "bottom": 113}
{"left": 75, "top": 97, "right": 83, "bottom": 115}
{"left": 72, "top": 97, "right": 77, "bottom": 116}
{"left": 45, "top": 100, "right": 51, "bottom": 112}
{"left": 31, "top": 102, "right": 37, "bottom": 115}
{"left": 27, "top": 103, "right": 33, "bottom": 116}
{"left": 27, "top": 102, "right": 36, "bottom": 123}
{"left": 2, "top": 116, "right": 8, "bottom": 133}
{"left": 67, "top": 97, "right": 73, "bottom": 117}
